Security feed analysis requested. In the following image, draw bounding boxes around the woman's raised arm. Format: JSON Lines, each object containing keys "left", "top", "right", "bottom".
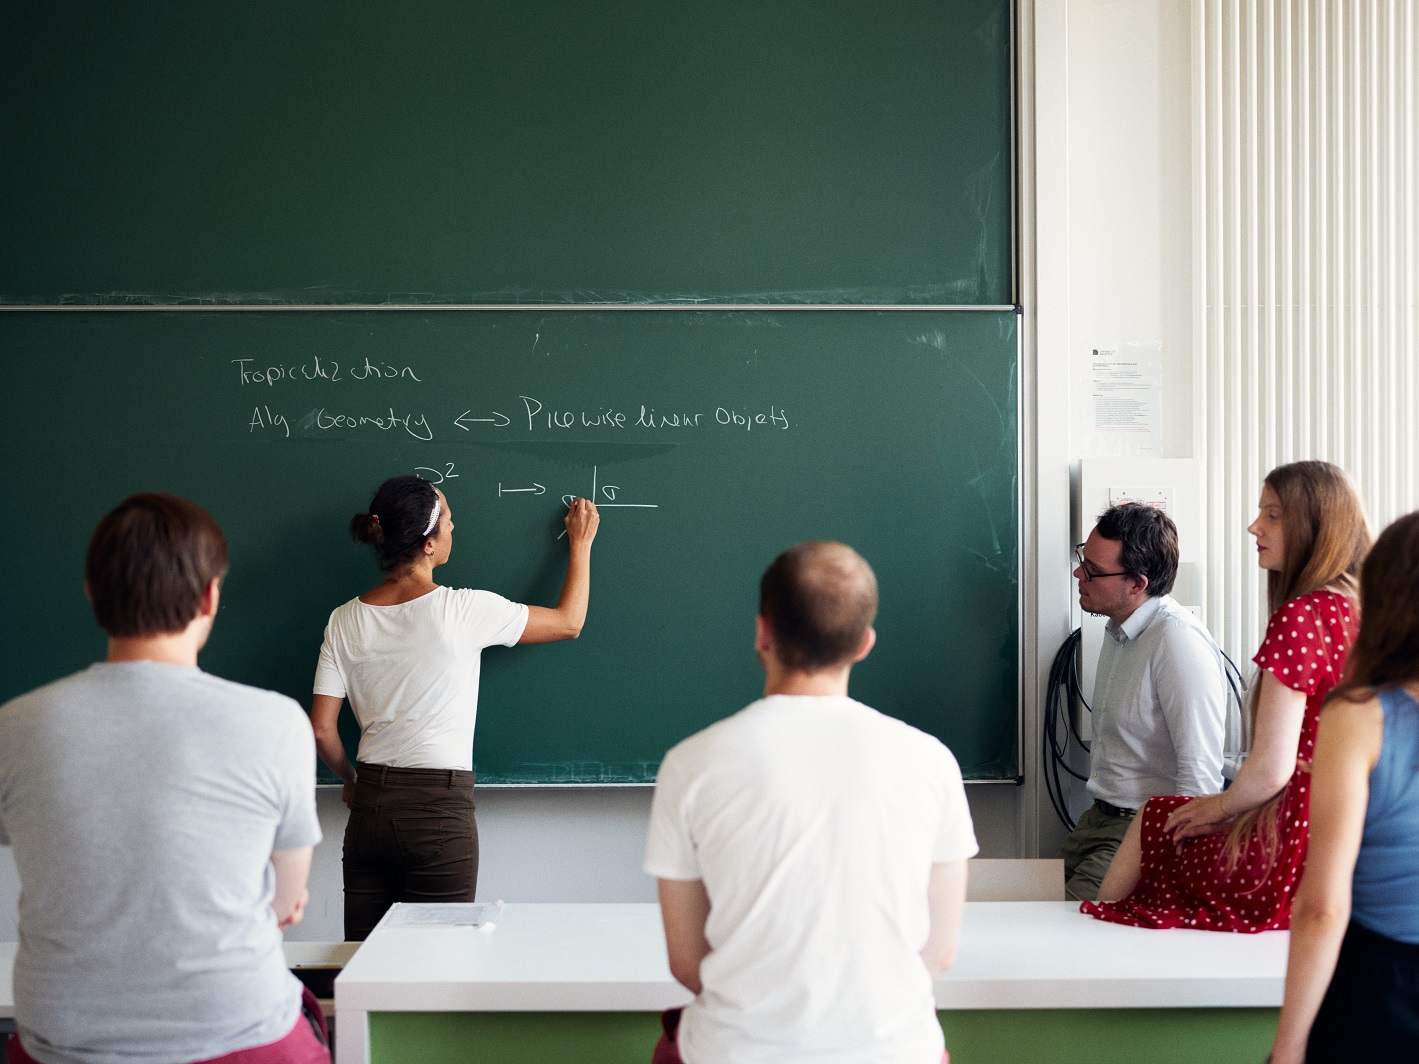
{"left": 520, "top": 497, "right": 600, "bottom": 644}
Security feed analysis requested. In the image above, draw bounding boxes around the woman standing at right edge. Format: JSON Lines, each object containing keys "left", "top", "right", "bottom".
{"left": 1269, "top": 511, "right": 1419, "bottom": 1063}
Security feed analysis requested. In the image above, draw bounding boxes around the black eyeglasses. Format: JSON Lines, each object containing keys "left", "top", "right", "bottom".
{"left": 1074, "top": 544, "right": 1130, "bottom": 582}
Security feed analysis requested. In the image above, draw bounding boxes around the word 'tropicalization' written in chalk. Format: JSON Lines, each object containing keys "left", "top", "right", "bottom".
{"left": 232, "top": 356, "right": 423, "bottom": 386}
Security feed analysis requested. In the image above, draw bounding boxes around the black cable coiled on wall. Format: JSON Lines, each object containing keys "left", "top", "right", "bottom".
{"left": 1044, "top": 627, "right": 1249, "bottom": 832}
{"left": 1043, "top": 628, "right": 1090, "bottom": 831}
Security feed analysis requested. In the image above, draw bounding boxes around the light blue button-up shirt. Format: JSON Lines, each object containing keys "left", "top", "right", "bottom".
{"left": 1086, "top": 594, "right": 1228, "bottom": 809}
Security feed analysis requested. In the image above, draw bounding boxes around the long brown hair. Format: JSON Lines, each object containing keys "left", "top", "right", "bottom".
{"left": 1222, "top": 461, "right": 1370, "bottom": 873}
{"left": 1261, "top": 461, "right": 1370, "bottom": 614}
{"left": 1329, "top": 510, "right": 1419, "bottom": 703}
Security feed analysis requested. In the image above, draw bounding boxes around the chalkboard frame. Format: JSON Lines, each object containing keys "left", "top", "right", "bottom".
{"left": 1, "top": 0, "right": 1025, "bottom": 782}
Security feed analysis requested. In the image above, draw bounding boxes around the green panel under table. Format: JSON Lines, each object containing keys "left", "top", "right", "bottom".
{"left": 368, "top": 1009, "right": 1280, "bottom": 1064}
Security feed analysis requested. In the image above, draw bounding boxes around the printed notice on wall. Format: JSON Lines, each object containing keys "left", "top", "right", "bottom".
{"left": 1082, "top": 341, "right": 1162, "bottom": 457}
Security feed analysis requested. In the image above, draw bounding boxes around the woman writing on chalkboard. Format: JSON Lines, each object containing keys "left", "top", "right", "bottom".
{"left": 310, "top": 474, "right": 599, "bottom": 939}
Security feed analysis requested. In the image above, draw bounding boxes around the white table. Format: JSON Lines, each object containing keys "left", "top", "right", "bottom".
{"left": 333, "top": 901, "right": 1289, "bottom": 1064}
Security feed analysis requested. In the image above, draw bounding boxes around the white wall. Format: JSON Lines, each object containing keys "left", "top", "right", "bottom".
{"left": 1022, "top": 0, "right": 1196, "bottom": 854}
{"left": 296, "top": 786, "right": 1021, "bottom": 940}
{"left": 1063, "top": 0, "right": 1193, "bottom": 461}
{"left": 0, "top": 1, "right": 1200, "bottom": 939}
{"left": 0, "top": 784, "right": 1022, "bottom": 943}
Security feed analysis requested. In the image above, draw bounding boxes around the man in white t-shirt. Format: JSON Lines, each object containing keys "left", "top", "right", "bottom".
{"left": 643, "top": 541, "right": 978, "bottom": 1064}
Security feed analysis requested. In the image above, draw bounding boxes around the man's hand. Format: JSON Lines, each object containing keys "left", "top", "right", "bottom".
{"left": 921, "top": 861, "right": 969, "bottom": 976}
{"left": 658, "top": 878, "right": 712, "bottom": 995}
{"left": 277, "top": 888, "right": 309, "bottom": 931}
{"left": 342, "top": 780, "right": 355, "bottom": 808}
{"left": 270, "top": 847, "right": 314, "bottom": 931}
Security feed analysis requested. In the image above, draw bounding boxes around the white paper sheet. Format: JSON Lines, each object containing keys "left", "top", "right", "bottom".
{"left": 1082, "top": 341, "right": 1163, "bottom": 457}
{"left": 381, "top": 901, "right": 504, "bottom": 930}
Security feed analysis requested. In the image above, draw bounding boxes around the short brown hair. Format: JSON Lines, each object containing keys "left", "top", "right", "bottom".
{"left": 759, "top": 542, "right": 878, "bottom": 671}
{"left": 1094, "top": 503, "right": 1179, "bottom": 597}
{"left": 85, "top": 494, "right": 229, "bottom": 637}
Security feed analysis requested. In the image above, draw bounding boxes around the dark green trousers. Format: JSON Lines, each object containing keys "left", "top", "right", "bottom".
{"left": 1060, "top": 803, "right": 1133, "bottom": 901}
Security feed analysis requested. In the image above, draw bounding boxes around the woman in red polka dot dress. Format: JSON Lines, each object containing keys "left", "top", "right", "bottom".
{"left": 1082, "top": 461, "right": 1371, "bottom": 932}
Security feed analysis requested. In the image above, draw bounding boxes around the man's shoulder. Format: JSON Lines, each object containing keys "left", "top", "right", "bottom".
{"left": 663, "top": 701, "right": 764, "bottom": 762}
{"left": 661, "top": 697, "right": 825, "bottom": 771}
{"left": 827, "top": 696, "right": 957, "bottom": 756}
{"left": 191, "top": 670, "right": 303, "bottom": 714}
{"left": 664, "top": 696, "right": 952, "bottom": 773}
{"left": 1142, "top": 597, "right": 1218, "bottom": 646}
{"left": 0, "top": 668, "right": 96, "bottom": 723}
{"left": 675, "top": 695, "right": 909, "bottom": 736}
{"left": 854, "top": 698, "right": 946, "bottom": 738}
{"left": 94, "top": 664, "right": 305, "bottom": 727}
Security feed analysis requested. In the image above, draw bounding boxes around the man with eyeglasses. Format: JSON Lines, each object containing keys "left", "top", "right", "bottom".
{"left": 1061, "top": 503, "right": 1227, "bottom": 901}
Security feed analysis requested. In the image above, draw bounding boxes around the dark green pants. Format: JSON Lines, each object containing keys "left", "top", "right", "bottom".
{"left": 1060, "top": 803, "right": 1132, "bottom": 901}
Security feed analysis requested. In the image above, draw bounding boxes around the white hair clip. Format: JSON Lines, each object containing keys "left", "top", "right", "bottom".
{"left": 422, "top": 496, "right": 442, "bottom": 537}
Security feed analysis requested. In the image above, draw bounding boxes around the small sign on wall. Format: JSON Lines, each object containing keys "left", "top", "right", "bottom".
{"left": 1108, "top": 485, "right": 1172, "bottom": 512}
{"left": 1082, "top": 340, "right": 1163, "bottom": 457}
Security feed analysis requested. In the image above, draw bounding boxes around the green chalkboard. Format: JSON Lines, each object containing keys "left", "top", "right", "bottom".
{"left": 0, "top": 0, "right": 1012, "bottom": 307}
{"left": 0, "top": 310, "right": 1018, "bottom": 780}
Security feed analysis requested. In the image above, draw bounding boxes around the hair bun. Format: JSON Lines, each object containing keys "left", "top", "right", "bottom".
{"left": 349, "top": 512, "right": 384, "bottom": 548}
{"left": 353, "top": 474, "right": 440, "bottom": 572}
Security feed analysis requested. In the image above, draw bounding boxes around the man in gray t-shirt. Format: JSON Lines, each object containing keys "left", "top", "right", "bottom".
{"left": 0, "top": 494, "right": 324, "bottom": 1064}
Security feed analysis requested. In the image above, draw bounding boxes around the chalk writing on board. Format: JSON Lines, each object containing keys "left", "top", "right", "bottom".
{"left": 414, "top": 463, "right": 460, "bottom": 485}
{"left": 248, "top": 406, "right": 290, "bottom": 437}
{"left": 514, "top": 395, "right": 789, "bottom": 433}
{"left": 231, "top": 356, "right": 422, "bottom": 386}
{"left": 243, "top": 393, "right": 791, "bottom": 443}
{"left": 715, "top": 406, "right": 788, "bottom": 431}
{"left": 541, "top": 467, "right": 660, "bottom": 540}
{"left": 454, "top": 410, "right": 511, "bottom": 429}
{"left": 498, "top": 482, "right": 545, "bottom": 496}
{"left": 301, "top": 407, "right": 434, "bottom": 441}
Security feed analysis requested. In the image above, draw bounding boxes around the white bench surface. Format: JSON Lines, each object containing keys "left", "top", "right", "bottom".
{"left": 335, "top": 901, "right": 1289, "bottom": 1013}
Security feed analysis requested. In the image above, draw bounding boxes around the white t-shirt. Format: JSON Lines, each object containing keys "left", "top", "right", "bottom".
{"left": 313, "top": 585, "right": 528, "bottom": 771}
{"left": 644, "top": 695, "right": 978, "bottom": 1064}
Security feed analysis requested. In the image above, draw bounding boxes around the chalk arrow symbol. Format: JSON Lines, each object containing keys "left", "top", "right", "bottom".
{"left": 454, "top": 410, "right": 511, "bottom": 430}
{"left": 498, "top": 483, "right": 546, "bottom": 497}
